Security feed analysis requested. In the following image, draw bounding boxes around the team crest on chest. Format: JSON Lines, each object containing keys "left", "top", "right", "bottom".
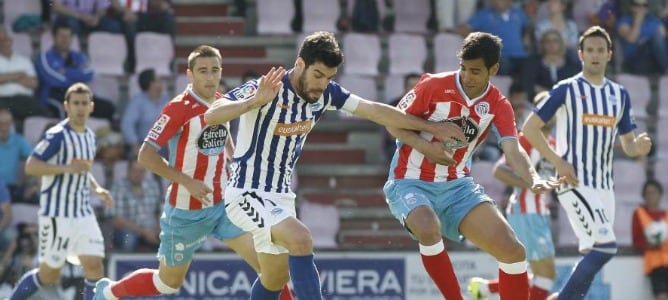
{"left": 197, "top": 125, "right": 228, "bottom": 156}
{"left": 475, "top": 101, "right": 490, "bottom": 116}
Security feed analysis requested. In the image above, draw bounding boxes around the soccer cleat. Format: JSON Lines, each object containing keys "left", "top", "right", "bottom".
{"left": 93, "top": 278, "right": 113, "bottom": 300}
{"left": 467, "top": 277, "right": 490, "bottom": 300}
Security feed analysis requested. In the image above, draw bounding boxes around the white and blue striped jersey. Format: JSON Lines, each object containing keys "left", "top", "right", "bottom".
{"left": 32, "top": 120, "right": 97, "bottom": 218}
{"left": 224, "top": 73, "right": 360, "bottom": 193}
{"left": 535, "top": 73, "right": 636, "bottom": 191}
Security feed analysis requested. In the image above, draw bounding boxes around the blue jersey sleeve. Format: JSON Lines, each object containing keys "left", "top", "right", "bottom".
{"left": 535, "top": 83, "right": 568, "bottom": 123}
{"left": 326, "top": 81, "right": 352, "bottom": 110}
{"left": 225, "top": 80, "right": 259, "bottom": 101}
{"left": 618, "top": 88, "right": 637, "bottom": 135}
{"left": 32, "top": 130, "right": 64, "bottom": 161}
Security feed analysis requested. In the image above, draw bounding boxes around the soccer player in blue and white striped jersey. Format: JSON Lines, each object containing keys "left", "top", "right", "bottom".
{"left": 523, "top": 26, "right": 652, "bottom": 300}
{"left": 9, "top": 83, "right": 113, "bottom": 300}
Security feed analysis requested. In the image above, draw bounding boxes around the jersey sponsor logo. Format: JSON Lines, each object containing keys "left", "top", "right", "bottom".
{"left": 444, "top": 89, "right": 456, "bottom": 94}
{"left": 442, "top": 116, "right": 479, "bottom": 149}
{"left": 398, "top": 90, "right": 416, "bottom": 110}
{"left": 151, "top": 114, "right": 170, "bottom": 134}
{"left": 274, "top": 120, "right": 313, "bottom": 136}
{"left": 582, "top": 114, "right": 615, "bottom": 127}
{"left": 197, "top": 125, "right": 228, "bottom": 156}
{"left": 34, "top": 140, "right": 50, "bottom": 155}
{"left": 475, "top": 101, "right": 490, "bottom": 116}
{"left": 233, "top": 85, "right": 257, "bottom": 100}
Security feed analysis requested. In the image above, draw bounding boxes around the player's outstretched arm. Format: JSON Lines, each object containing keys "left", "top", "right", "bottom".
{"left": 352, "top": 98, "right": 466, "bottom": 145}
{"left": 386, "top": 127, "right": 457, "bottom": 166}
{"left": 501, "top": 139, "right": 562, "bottom": 194}
{"left": 492, "top": 158, "right": 531, "bottom": 189}
{"left": 619, "top": 131, "right": 652, "bottom": 157}
{"left": 24, "top": 156, "right": 89, "bottom": 176}
{"left": 523, "top": 113, "right": 578, "bottom": 187}
{"left": 89, "top": 173, "right": 113, "bottom": 208}
{"left": 205, "top": 66, "right": 285, "bottom": 125}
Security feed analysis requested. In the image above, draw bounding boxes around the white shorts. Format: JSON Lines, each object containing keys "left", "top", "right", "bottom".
{"left": 557, "top": 186, "right": 616, "bottom": 252}
{"left": 225, "top": 187, "right": 296, "bottom": 254}
{"left": 38, "top": 215, "right": 105, "bottom": 268}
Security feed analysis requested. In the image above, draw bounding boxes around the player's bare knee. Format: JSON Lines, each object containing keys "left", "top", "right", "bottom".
{"left": 495, "top": 237, "right": 526, "bottom": 263}
{"left": 81, "top": 259, "right": 105, "bottom": 280}
{"left": 283, "top": 229, "right": 313, "bottom": 255}
{"left": 406, "top": 208, "right": 441, "bottom": 243}
{"left": 260, "top": 271, "right": 290, "bottom": 290}
{"left": 37, "top": 266, "right": 61, "bottom": 285}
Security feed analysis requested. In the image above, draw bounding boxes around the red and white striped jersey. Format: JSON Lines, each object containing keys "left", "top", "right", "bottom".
{"left": 505, "top": 133, "right": 556, "bottom": 215}
{"left": 144, "top": 85, "right": 230, "bottom": 210}
{"left": 389, "top": 71, "right": 518, "bottom": 182}
{"left": 119, "top": 0, "right": 148, "bottom": 12}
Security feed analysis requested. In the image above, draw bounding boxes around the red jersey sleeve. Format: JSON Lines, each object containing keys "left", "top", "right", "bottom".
{"left": 492, "top": 96, "right": 518, "bottom": 139}
{"left": 398, "top": 74, "right": 431, "bottom": 117}
{"left": 144, "top": 100, "right": 186, "bottom": 149}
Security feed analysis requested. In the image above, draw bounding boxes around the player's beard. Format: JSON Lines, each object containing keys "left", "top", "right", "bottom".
{"left": 297, "top": 72, "right": 321, "bottom": 103}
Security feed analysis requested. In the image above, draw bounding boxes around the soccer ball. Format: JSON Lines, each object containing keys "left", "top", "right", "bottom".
{"left": 644, "top": 221, "right": 667, "bottom": 247}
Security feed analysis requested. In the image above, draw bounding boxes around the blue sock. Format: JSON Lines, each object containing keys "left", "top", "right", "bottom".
{"left": 289, "top": 254, "right": 323, "bottom": 300}
{"left": 250, "top": 277, "right": 281, "bottom": 300}
{"left": 558, "top": 245, "right": 615, "bottom": 300}
{"left": 83, "top": 279, "right": 96, "bottom": 300}
{"left": 10, "top": 269, "right": 41, "bottom": 300}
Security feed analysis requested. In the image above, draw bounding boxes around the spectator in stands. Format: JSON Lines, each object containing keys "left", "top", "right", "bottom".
{"left": 51, "top": 0, "right": 124, "bottom": 35}
{"left": 108, "top": 160, "right": 162, "bottom": 252}
{"left": 111, "top": 0, "right": 176, "bottom": 72}
{"left": 34, "top": 21, "right": 116, "bottom": 121}
{"left": 95, "top": 127, "right": 126, "bottom": 185}
{"left": 0, "top": 109, "right": 32, "bottom": 194}
{"left": 121, "top": 68, "right": 168, "bottom": 157}
{"left": 0, "top": 180, "right": 16, "bottom": 280}
{"left": 434, "top": 0, "right": 477, "bottom": 32}
{"left": 529, "top": 29, "right": 581, "bottom": 94}
{"left": 616, "top": 0, "right": 668, "bottom": 75}
{"left": 631, "top": 179, "right": 668, "bottom": 300}
{"left": 535, "top": 0, "right": 579, "bottom": 53}
{"left": 457, "top": 0, "right": 532, "bottom": 77}
{"left": 0, "top": 27, "right": 49, "bottom": 126}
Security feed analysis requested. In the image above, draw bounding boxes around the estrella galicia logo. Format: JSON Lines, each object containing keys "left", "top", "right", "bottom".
{"left": 442, "top": 116, "right": 479, "bottom": 149}
{"left": 197, "top": 125, "right": 228, "bottom": 156}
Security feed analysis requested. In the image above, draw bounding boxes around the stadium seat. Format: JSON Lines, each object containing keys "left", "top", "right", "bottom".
{"left": 256, "top": 0, "right": 294, "bottom": 35}
{"left": 654, "top": 159, "right": 668, "bottom": 189}
{"left": 342, "top": 33, "right": 381, "bottom": 76}
{"left": 23, "top": 116, "right": 59, "bottom": 145}
{"left": 655, "top": 118, "right": 668, "bottom": 159}
{"left": 40, "top": 30, "right": 81, "bottom": 52}
{"left": 11, "top": 32, "right": 33, "bottom": 59}
{"left": 88, "top": 32, "right": 127, "bottom": 76}
{"left": 658, "top": 75, "right": 668, "bottom": 117}
{"left": 613, "top": 159, "right": 647, "bottom": 246}
{"left": 337, "top": 74, "right": 378, "bottom": 101}
{"left": 89, "top": 75, "right": 121, "bottom": 105}
{"left": 174, "top": 74, "right": 190, "bottom": 92}
{"left": 615, "top": 73, "right": 651, "bottom": 119}
{"left": 135, "top": 32, "right": 174, "bottom": 76}
{"left": 469, "top": 160, "right": 506, "bottom": 204}
{"left": 10, "top": 203, "right": 39, "bottom": 226}
{"left": 433, "top": 33, "right": 464, "bottom": 72}
{"left": 91, "top": 161, "right": 106, "bottom": 188}
{"left": 303, "top": 0, "right": 340, "bottom": 33}
{"left": 299, "top": 200, "right": 340, "bottom": 248}
{"left": 383, "top": 74, "right": 406, "bottom": 104}
{"left": 3, "top": 0, "right": 42, "bottom": 29}
{"left": 387, "top": 33, "right": 426, "bottom": 75}
{"left": 88, "top": 117, "right": 111, "bottom": 135}
{"left": 393, "top": 0, "right": 430, "bottom": 33}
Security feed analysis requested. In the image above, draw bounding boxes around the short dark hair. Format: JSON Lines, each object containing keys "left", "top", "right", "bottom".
{"left": 64, "top": 82, "right": 93, "bottom": 102}
{"left": 643, "top": 179, "right": 664, "bottom": 197}
{"left": 188, "top": 45, "right": 222, "bottom": 70}
{"left": 138, "top": 68, "right": 156, "bottom": 91}
{"left": 298, "top": 31, "right": 344, "bottom": 68}
{"left": 578, "top": 25, "right": 612, "bottom": 51}
{"left": 457, "top": 32, "right": 502, "bottom": 69}
{"left": 404, "top": 73, "right": 421, "bottom": 86}
{"left": 52, "top": 19, "right": 72, "bottom": 36}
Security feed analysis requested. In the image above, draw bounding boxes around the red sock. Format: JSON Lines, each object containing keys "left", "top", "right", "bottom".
{"left": 421, "top": 248, "right": 463, "bottom": 300}
{"left": 488, "top": 279, "right": 500, "bottom": 293}
{"left": 111, "top": 268, "right": 160, "bottom": 297}
{"left": 499, "top": 270, "right": 529, "bottom": 300}
{"left": 530, "top": 285, "right": 549, "bottom": 300}
{"left": 279, "top": 285, "right": 293, "bottom": 300}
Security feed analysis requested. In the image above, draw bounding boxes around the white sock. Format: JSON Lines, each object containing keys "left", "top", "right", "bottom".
{"left": 419, "top": 239, "right": 445, "bottom": 256}
{"left": 533, "top": 275, "right": 554, "bottom": 291}
{"left": 498, "top": 261, "right": 527, "bottom": 275}
{"left": 103, "top": 285, "right": 119, "bottom": 300}
{"left": 153, "top": 271, "right": 179, "bottom": 294}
